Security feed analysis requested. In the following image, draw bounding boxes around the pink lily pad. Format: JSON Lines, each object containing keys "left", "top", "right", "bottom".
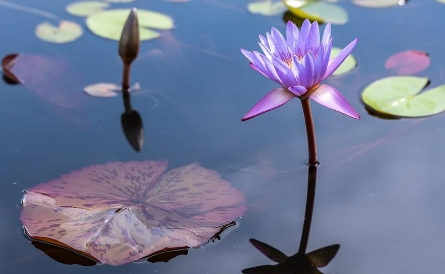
{"left": 384, "top": 50, "right": 430, "bottom": 75}
{"left": 2, "top": 53, "right": 86, "bottom": 109}
{"left": 20, "top": 160, "right": 246, "bottom": 266}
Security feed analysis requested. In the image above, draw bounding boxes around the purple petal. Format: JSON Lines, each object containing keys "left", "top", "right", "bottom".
{"left": 249, "top": 63, "right": 269, "bottom": 78}
{"left": 258, "top": 43, "right": 274, "bottom": 60}
{"left": 266, "top": 32, "right": 277, "bottom": 53}
{"left": 313, "top": 45, "right": 325, "bottom": 83}
{"left": 321, "top": 23, "right": 331, "bottom": 48}
{"left": 310, "top": 84, "right": 360, "bottom": 119}
{"left": 241, "top": 87, "right": 295, "bottom": 121}
{"left": 241, "top": 49, "right": 268, "bottom": 76}
{"left": 307, "top": 21, "right": 320, "bottom": 51}
{"left": 241, "top": 49, "right": 263, "bottom": 67}
{"left": 323, "top": 38, "right": 358, "bottom": 80}
{"left": 288, "top": 85, "right": 307, "bottom": 96}
{"left": 261, "top": 55, "right": 281, "bottom": 83}
{"left": 295, "top": 54, "right": 314, "bottom": 88}
{"left": 285, "top": 21, "right": 298, "bottom": 52}
{"left": 271, "top": 27, "right": 288, "bottom": 55}
{"left": 272, "top": 58, "right": 296, "bottom": 87}
{"left": 259, "top": 35, "right": 268, "bottom": 48}
{"left": 297, "top": 19, "right": 311, "bottom": 55}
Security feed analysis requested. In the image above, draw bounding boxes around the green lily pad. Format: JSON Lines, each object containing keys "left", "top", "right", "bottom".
{"left": 283, "top": 0, "right": 348, "bottom": 25}
{"left": 362, "top": 76, "right": 445, "bottom": 118}
{"left": 86, "top": 9, "right": 174, "bottom": 41}
{"left": 66, "top": 1, "right": 110, "bottom": 17}
{"left": 352, "top": 0, "right": 405, "bottom": 8}
{"left": 330, "top": 47, "right": 357, "bottom": 76}
{"left": 247, "top": 1, "right": 287, "bottom": 16}
{"left": 35, "top": 20, "right": 83, "bottom": 43}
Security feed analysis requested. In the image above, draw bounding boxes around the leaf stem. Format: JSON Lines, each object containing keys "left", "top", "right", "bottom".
{"left": 301, "top": 99, "right": 318, "bottom": 166}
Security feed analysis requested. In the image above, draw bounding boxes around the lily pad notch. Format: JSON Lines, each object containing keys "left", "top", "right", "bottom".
{"left": 361, "top": 76, "right": 445, "bottom": 118}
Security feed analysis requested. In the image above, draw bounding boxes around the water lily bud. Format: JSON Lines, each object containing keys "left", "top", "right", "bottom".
{"left": 119, "top": 8, "right": 140, "bottom": 64}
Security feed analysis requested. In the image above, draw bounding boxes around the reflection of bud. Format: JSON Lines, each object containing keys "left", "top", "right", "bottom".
{"left": 119, "top": 8, "right": 140, "bottom": 64}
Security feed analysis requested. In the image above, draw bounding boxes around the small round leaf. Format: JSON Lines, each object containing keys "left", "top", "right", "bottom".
{"left": 35, "top": 21, "right": 83, "bottom": 43}
{"left": 66, "top": 1, "right": 110, "bottom": 17}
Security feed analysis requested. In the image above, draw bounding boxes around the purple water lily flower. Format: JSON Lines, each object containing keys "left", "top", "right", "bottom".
{"left": 240, "top": 20, "right": 359, "bottom": 121}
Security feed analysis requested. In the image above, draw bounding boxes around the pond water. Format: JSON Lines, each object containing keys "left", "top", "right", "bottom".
{"left": 1, "top": 0, "right": 445, "bottom": 273}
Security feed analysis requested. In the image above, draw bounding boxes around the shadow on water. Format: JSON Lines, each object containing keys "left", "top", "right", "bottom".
{"left": 22, "top": 220, "right": 238, "bottom": 267}
{"left": 242, "top": 166, "right": 340, "bottom": 274}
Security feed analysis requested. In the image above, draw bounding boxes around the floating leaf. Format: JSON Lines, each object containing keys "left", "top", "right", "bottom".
{"left": 385, "top": 50, "right": 430, "bottom": 75}
{"left": 352, "top": 0, "right": 406, "bottom": 8}
{"left": 1, "top": 53, "right": 87, "bottom": 109}
{"left": 36, "top": 20, "right": 83, "bottom": 43}
{"left": 84, "top": 82, "right": 141, "bottom": 97}
{"left": 330, "top": 47, "right": 357, "bottom": 76}
{"left": 247, "top": 1, "right": 287, "bottom": 16}
{"left": 84, "top": 83, "right": 120, "bottom": 97}
{"left": 20, "top": 161, "right": 246, "bottom": 266}
{"left": 283, "top": 0, "right": 348, "bottom": 24}
{"left": 362, "top": 76, "right": 445, "bottom": 117}
{"left": 86, "top": 9, "right": 173, "bottom": 41}
{"left": 66, "top": 1, "right": 110, "bottom": 17}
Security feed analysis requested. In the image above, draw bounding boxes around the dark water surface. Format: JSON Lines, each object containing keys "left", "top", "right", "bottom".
{"left": 2, "top": 0, "right": 445, "bottom": 273}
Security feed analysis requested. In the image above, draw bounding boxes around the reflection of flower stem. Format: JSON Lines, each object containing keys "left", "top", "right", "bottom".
{"left": 122, "top": 63, "right": 131, "bottom": 92}
{"left": 298, "top": 165, "right": 317, "bottom": 254}
{"left": 301, "top": 99, "right": 318, "bottom": 166}
{"left": 0, "top": 0, "right": 58, "bottom": 20}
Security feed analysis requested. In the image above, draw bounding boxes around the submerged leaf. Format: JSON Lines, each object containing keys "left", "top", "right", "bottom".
{"left": 385, "top": 50, "right": 430, "bottom": 75}
{"left": 283, "top": 0, "right": 348, "bottom": 24}
{"left": 35, "top": 20, "right": 83, "bottom": 43}
{"left": 1, "top": 53, "right": 87, "bottom": 109}
{"left": 86, "top": 9, "right": 174, "bottom": 41}
{"left": 20, "top": 161, "right": 246, "bottom": 266}
{"left": 330, "top": 47, "right": 357, "bottom": 76}
{"left": 247, "top": 1, "right": 287, "bottom": 16}
{"left": 66, "top": 1, "right": 110, "bottom": 17}
{"left": 362, "top": 76, "right": 445, "bottom": 117}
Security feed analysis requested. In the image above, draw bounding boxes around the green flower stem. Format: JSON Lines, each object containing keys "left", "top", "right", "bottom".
{"left": 301, "top": 99, "right": 318, "bottom": 166}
